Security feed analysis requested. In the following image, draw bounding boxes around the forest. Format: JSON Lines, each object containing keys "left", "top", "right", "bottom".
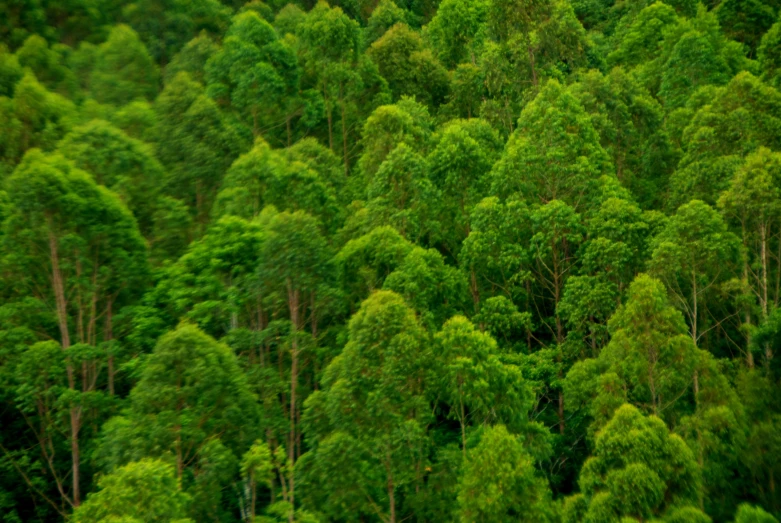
{"left": 2, "top": 0, "right": 781, "bottom": 520}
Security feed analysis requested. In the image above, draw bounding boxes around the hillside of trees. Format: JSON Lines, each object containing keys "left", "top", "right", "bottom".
{"left": 2, "top": 0, "right": 781, "bottom": 521}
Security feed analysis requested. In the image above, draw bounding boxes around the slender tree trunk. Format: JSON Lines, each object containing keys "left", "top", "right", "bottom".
{"left": 459, "top": 388, "right": 467, "bottom": 459}
{"left": 340, "top": 84, "right": 349, "bottom": 177}
{"left": 106, "top": 299, "right": 114, "bottom": 395}
{"left": 324, "top": 81, "right": 333, "bottom": 151}
{"left": 70, "top": 408, "right": 80, "bottom": 506}
{"left": 250, "top": 473, "right": 256, "bottom": 522}
{"left": 742, "top": 226, "right": 756, "bottom": 368}
{"left": 693, "top": 370, "right": 705, "bottom": 510}
{"left": 761, "top": 222, "right": 769, "bottom": 318}
{"left": 691, "top": 268, "right": 698, "bottom": 343}
{"left": 386, "top": 452, "right": 396, "bottom": 523}
{"left": 649, "top": 348, "right": 659, "bottom": 416}
{"left": 286, "top": 280, "right": 301, "bottom": 514}
{"left": 527, "top": 43, "right": 538, "bottom": 87}
{"left": 48, "top": 228, "right": 81, "bottom": 506}
{"left": 49, "top": 230, "right": 70, "bottom": 353}
{"left": 761, "top": 223, "right": 773, "bottom": 365}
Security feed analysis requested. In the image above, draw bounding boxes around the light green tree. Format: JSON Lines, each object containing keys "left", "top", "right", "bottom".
{"left": 74, "top": 459, "right": 192, "bottom": 523}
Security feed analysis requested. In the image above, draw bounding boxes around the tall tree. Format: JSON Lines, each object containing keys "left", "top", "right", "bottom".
{"left": 490, "top": 79, "right": 612, "bottom": 209}
{"left": 302, "top": 290, "right": 431, "bottom": 523}
{"left": 2, "top": 149, "right": 148, "bottom": 507}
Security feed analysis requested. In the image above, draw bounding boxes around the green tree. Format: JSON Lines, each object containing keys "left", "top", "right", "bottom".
{"left": 434, "top": 316, "right": 532, "bottom": 455}
{"left": 165, "top": 33, "right": 219, "bottom": 85}
{"left": 426, "top": 0, "right": 488, "bottom": 67}
{"left": 303, "top": 290, "right": 431, "bottom": 523}
{"left": 670, "top": 72, "right": 781, "bottom": 208}
{"left": 297, "top": 1, "right": 363, "bottom": 169}
{"left": 90, "top": 25, "right": 160, "bottom": 106}
{"left": 121, "top": 0, "right": 231, "bottom": 65}
{"left": 367, "top": 23, "right": 450, "bottom": 108}
{"left": 205, "top": 11, "right": 299, "bottom": 140}
{"left": 428, "top": 118, "right": 503, "bottom": 253}
{"left": 565, "top": 274, "right": 699, "bottom": 426}
{"left": 759, "top": 18, "right": 781, "bottom": 88}
{"left": 2, "top": 149, "right": 148, "bottom": 506}
{"left": 0, "top": 71, "right": 76, "bottom": 173}
{"left": 364, "top": 0, "right": 408, "bottom": 46}
{"left": 357, "top": 97, "right": 433, "bottom": 183}
{"left": 573, "top": 404, "right": 704, "bottom": 521}
{"left": 98, "top": 323, "right": 257, "bottom": 521}
{"left": 73, "top": 459, "right": 192, "bottom": 523}
{"left": 457, "top": 424, "right": 555, "bottom": 522}
{"left": 258, "top": 209, "right": 332, "bottom": 508}
{"left": 155, "top": 72, "right": 247, "bottom": 231}
{"left": 649, "top": 200, "right": 740, "bottom": 343}
{"left": 57, "top": 119, "right": 165, "bottom": 234}
{"left": 734, "top": 504, "right": 780, "bottom": 523}
{"left": 490, "top": 79, "right": 612, "bottom": 208}
{"left": 718, "top": 147, "right": 781, "bottom": 366}
{"left": 459, "top": 196, "right": 531, "bottom": 312}
{"left": 383, "top": 246, "right": 468, "bottom": 328}
{"left": 659, "top": 30, "right": 730, "bottom": 109}
{"left": 716, "top": 0, "right": 776, "bottom": 53}
{"left": 366, "top": 142, "right": 439, "bottom": 242}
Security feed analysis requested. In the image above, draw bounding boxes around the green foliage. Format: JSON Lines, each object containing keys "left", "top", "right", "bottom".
{"left": 576, "top": 404, "right": 703, "bottom": 521}
{"left": 2, "top": 2, "right": 781, "bottom": 522}
{"left": 73, "top": 459, "right": 192, "bottom": 523}
{"left": 368, "top": 23, "right": 449, "bottom": 108}
{"left": 491, "top": 78, "right": 612, "bottom": 208}
{"left": 90, "top": 25, "right": 159, "bottom": 106}
{"left": 457, "top": 424, "right": 555, "bottom": 522}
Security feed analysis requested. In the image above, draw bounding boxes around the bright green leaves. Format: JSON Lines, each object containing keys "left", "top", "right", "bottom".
{"left": 434, "top": 317, "right": 532, "bottom": 447}
{"left": 735, "top": 504, "right": 780, "bottom": 523}
{"left": 58, "top": 119, "right": 165, "bottom": 234}
{"left": 428, "top": 118, "right": 503, "bottom": 251}
{"left": 575, "top": 404, "right": 703, "bottom": 522}
{"left": 659, "top": 30, "right": 730, "bottom": 109}
{"left": 457, "top": 424, "right": 555, "bottom": 522}
{"left": 426, "top": 0, "right": 488, "bottom": 67}
{"left": 358, "top": 97, "right": 433, "bottom": 182}
{"left": 649, "top": 199, "right": 740, "bottom": 342}
{"left": 759, "top": 18, "right": 781, "bottom": 88}
{"left": 671, "top": 72, "right": 781, "bottom": 207}
{"left": 569, "top": 68, "right": 673, "bottom": 206}
{"left": 305, "top": 290, "right": 430, "bottom": 521}
{"left": 216, "top": 138, "right": 342, "bottom": 231}
{"left": 566, "top": 275, "right": 698, "bottom": 426}
{"left": 384, "top": 246, "right": 468, "bottom": 328}
{"left": 491, "top": 79, "right": 612, "bottom": 208}
{"left": 0, "top": 71, "right": 76, "bottom": 172}
{"left": 99, "top": 323, "right": 258, "bottom": 513}
{"left": 74, "top": 459, "right": 192, "bottom": 523}
{"left": 206, "top": 11, "right": 299, "bottom": 139}
{"left": 366, "top": 142, "right": 438, "bottom": 242}
{"left": 368, "top": 22, "right": 449, "bottom": 108}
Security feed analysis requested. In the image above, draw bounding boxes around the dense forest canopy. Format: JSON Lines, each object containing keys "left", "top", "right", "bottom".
{"left": 2, "top": 0, "right": 781, "bottom": 521}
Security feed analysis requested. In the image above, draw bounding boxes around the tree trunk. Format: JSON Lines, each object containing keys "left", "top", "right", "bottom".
{"left": 106, "top": 299, "right": 114, "bottom": 396}
{"left": 386, "top": 452, "right": 396, "bottom": 523}
{"left": 70, "top": 408, "right": 81, "bottom": 506}
{"left": 49, "top": 229, "right": 81, "bottom": 506}
{"left": 340, "top": 84, "right": 349, "bottom": 177}
{"left": 286, "top": 280, "right": 301, "bottom": 514}
{"left": 691, "top": 267, "right": 698, "bottom": 343}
